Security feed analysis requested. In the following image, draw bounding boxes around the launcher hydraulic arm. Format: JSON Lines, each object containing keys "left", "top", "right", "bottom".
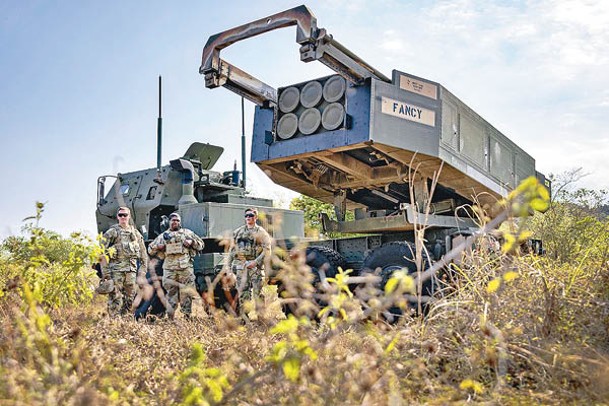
{"left": 199, "top": 4, "right": 390, "bottom": 106}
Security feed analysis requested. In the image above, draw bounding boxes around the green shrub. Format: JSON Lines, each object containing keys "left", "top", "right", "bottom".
{"left": 0, "top": 202, "right": 101, "bottom": 308}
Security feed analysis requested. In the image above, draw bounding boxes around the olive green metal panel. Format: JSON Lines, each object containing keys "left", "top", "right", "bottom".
{"left": 441, "top": 98, "right": 460, "bottom": 152}
{"left": 516, "top": 152, "right": 536, "bottom": 186}
{"left": 178, "top": 202, "right": 304, "bottom": 240}
{"left": 489, "top": 133, "right": 515, "bottom": 188}
{"left": 183, "top": 142, "right": 224, "bottom": 170}
{"left": 459, "top": 110, "right": 488, "bottom": 170}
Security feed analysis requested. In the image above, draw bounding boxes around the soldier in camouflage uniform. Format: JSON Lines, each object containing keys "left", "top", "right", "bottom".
{"left": 100, "top": 207, "right": 148, "bottom": 317}
{"left": 226, "top": 208, "right": 272, "bottom": 310}
{"left": 148, "top": 213, "right": 204, "bottom": 318}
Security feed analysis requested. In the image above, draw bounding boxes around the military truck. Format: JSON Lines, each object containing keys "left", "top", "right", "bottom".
{"left": 199, "top": 5, "right": 551, "bottom": 289}
{"left": 97, "top": 4, "right": 550, "bottom": 310}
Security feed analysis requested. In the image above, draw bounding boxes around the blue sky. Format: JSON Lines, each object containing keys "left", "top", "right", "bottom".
{"left": 1, "top": 0, "right": 607, "bottom": 238}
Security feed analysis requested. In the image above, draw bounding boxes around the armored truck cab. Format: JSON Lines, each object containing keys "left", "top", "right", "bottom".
{"left": 95, "top": 142, "right": 304, "bottom": 289}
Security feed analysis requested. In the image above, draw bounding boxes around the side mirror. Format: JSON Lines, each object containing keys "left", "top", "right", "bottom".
{"left": 97, "top": 176, "right": 107, "bottom": 206}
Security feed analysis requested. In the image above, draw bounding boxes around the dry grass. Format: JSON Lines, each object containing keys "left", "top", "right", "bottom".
{"left": 3, "top": 180, "right": 608, "bottom": 404}
{"left": 1, "top": 246, "right": 608, "bottom": 405}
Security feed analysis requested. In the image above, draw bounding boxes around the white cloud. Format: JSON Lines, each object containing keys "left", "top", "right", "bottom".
{"left": 381, "top": 30, "right": 404, "bottom": 52}
{"left": 537, "top": 136, "right": 608, "bottom": 190}
{"left": 600, "top": 90, "right": 609, "bottom": 107}
{"left": 318, "top": 0, "right": 370, "bottom": 13}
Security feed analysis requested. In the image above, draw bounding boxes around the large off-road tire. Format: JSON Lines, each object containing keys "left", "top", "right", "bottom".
{"left": 195, "top": 265, "right": 238, "bottom": 313}
{"left": 281, "top": 246, "right": 346, "bottom": 317}
{"left": 361, "top": 241, "right": 434, "bottom": 316}
{"left": 306, "top": 246, "right": 346, "bottom": 283}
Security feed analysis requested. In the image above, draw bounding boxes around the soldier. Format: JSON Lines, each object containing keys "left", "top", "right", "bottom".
{"left": 226, "top": 208, "right": 272, "bottom": 311}
{"left": 148, "top": 212, "right": 204, "bottom": 318}
{"left": 99, "top": 206, "right": 148, "bottom": 317}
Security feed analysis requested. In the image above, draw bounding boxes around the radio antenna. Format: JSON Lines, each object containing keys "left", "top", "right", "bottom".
{"left": 154, "top": 76, "right": 164, "bottom": 184}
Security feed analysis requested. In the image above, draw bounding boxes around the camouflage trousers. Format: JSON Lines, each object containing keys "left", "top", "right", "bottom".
{"left": 163, "top": 268, "right": 196, "bottom": 317}
{"left": 234, "top": 263, "right": 265, "bottom": 305}
{"left": 107, "top": 271, "right": 136, "bottom": 317}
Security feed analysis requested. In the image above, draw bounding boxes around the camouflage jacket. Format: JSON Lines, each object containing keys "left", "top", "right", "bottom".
{"left": 148, "top": 228, "right": 204, "bottom": 271}
{"left": 226, "top": 224, "right": 271, "bottom": 268}
{"left": 102, "top": 224, "right": 148, "bottom": 273}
